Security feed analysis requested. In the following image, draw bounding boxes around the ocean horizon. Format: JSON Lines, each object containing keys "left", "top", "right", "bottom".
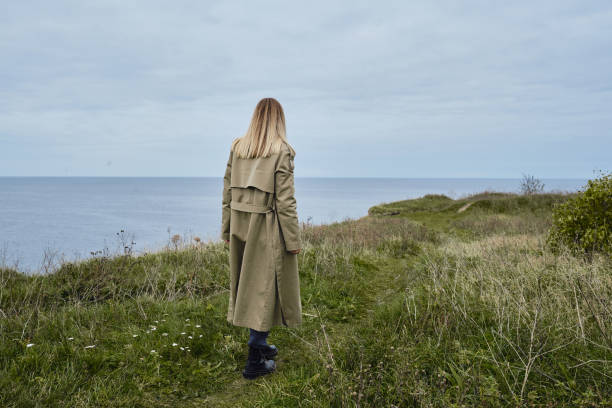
{"left": 0, "top": 176, "right": 588, "bottom": 274}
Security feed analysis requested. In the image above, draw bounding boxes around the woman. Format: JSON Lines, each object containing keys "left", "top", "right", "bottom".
{"left": 221, "top": 97, "right": 302, "bottom": 380}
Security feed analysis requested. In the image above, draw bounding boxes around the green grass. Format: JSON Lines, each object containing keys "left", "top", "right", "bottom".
{"left": 1, "top": 192, "right": 610, "bottom": 407}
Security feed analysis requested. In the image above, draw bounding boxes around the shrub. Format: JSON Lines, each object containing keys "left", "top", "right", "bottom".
{"left": 520, "top": 174, "right": 545, "bottom": 195}
{"left": 547, "top": 172, "right": 612, "bottom": 254}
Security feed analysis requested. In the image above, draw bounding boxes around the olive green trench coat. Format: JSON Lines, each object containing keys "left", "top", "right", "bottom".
{"left": 221, "top": 142, "right": 302, "bottom": 332}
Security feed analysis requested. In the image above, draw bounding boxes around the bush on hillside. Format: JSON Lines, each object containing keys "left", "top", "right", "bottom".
{"left": 547, "top": 172, "right": 612, "bottom": 254}
{"left": 520, "top": 174, "right": 545, "bottom": 195}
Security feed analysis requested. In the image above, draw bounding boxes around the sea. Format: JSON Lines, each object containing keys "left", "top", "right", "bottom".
{"left": 0, "top": 177, "right": 587, "bottom": 274}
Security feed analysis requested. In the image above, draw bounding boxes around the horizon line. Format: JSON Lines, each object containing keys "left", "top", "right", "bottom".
{"left": 0, "top": 175, "right": 591, "bottom": 180}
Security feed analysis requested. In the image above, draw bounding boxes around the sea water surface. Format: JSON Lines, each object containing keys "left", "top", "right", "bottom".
{"left": 0, "top": 177, "right": 586, "bottom": 273}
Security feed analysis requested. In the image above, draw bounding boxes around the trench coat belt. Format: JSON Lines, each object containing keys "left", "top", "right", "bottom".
{"left": 230, "top": 201, "right": 274, "bottom": 214}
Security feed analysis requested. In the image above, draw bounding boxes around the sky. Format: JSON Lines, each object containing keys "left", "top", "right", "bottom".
{"left": 1, "top": 1, "right": 610, "bottom": 178}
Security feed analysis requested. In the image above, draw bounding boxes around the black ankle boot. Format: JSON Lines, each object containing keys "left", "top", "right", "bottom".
{"left": 252, "top": 343, "right": 278, "bottom": 359}
{"left": 242, "top": 345, "right": 276, "bottom": 380}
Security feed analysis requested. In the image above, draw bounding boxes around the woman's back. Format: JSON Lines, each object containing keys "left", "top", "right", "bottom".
{"left": 229, "top": 142, "right": 292, "bottom": 194}
{"left": 222, "top": 141, "right": 300, "bottom": 252}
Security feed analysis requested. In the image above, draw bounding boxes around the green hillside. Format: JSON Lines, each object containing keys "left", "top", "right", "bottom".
{"left": 1, "top": 192, "right": 610, "bottom": 407}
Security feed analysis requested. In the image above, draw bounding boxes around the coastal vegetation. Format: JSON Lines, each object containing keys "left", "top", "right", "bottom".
{"left": 1, "top": 186, "right": 610, "bottom": 407}
{"left": 547, "top": 172, "right": 612, "bottom": 254}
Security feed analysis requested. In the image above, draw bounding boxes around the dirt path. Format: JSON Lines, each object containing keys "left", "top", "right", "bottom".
{"left": 457, "top": 201, "right": 475, "bottom": 213}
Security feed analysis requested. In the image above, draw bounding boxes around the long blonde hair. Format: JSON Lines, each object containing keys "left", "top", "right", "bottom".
{"left": 231, "top": 98, "right": 296, "bottom": 158}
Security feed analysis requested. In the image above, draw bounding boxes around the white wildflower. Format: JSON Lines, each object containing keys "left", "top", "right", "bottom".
{"left": 162, "top": 333, "right": 168, "bottom": 336}
{"left": 84, "top": 345, "right": 96, "bottom": 349}
{"left": 188, "top": 336, "right": 192, "bottom": 339}
{"left": 67, "top": 337, "right": 74, "bottom": 341}
{"left": 26, "top": 343, "right": 34, "bottom": 348}
{"left": 172, "top": 343, "right": 178, "bottom": 347}
{"left": 195, "top": 325, "right": 201, "bottom": 328}
{"left": 132, "top": 334, "right": 138, "bottom": 338}
{"left": 180, "top": 347, "right": 185, "bottom": 351}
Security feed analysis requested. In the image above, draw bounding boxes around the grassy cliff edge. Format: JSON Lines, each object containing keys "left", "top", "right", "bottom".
{"left": 1, "top": 192, "right": 610, "bottom": 407}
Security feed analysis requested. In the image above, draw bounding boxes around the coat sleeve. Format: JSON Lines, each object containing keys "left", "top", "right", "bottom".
{"left": 221, "top": 150, "right": 232, "bottom": 241}
{"left": 274, "top": 149, "right": 301, "bottom": 252}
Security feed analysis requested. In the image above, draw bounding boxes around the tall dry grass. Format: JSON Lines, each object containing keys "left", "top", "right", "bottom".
{"left": 409, "top": 233, "right": 611, "bottom": 404}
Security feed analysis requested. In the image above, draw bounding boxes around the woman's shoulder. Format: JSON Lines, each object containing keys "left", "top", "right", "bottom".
{"left": 229, "top": 137, "right": 242, "bottom": 153}
{"left": 280, "top": 141, "right": 296, "bottom": 158}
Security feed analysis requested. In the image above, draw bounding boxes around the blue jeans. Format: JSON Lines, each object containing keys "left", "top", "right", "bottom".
{"left": 248, "top": 328, "right": 269, "bottom": 347}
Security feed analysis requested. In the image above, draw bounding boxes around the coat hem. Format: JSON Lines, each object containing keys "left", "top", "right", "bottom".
{"left": 227, "top": 317, "right": 301, "bottom": 332}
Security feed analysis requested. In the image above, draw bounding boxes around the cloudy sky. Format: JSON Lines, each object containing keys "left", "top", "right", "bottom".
{"left": 1, "top": 1, "right": 610, "bottom": 178}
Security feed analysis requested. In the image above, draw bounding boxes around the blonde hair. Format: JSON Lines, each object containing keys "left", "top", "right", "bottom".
{"left": 231, "top": 97, "right": 296, "bottom": 159}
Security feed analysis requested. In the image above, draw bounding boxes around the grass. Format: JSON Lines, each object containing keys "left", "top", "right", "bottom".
{"left": 1, "top": 192, "right": 610, "bottom": 407}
